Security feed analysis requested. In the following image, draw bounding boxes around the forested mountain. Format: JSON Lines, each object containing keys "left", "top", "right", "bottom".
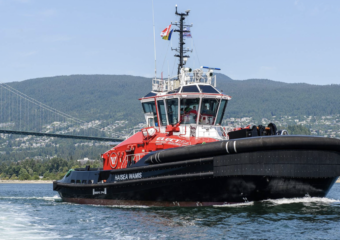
{"left": 0, "top": 74, "right": 338, "bottom": 165}
{"left": 5, "top": 74, "right": 340, "bottom": 126}
{"left": 8, "top": 75, "right": 150, "bottom": 128}
{"left": 215, "top": 73, "right": 340, "bottom": 122}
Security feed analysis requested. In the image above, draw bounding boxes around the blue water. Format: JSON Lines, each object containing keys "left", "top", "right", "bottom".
{"left": 1, "top": 184, "right": 340, "bottom": 239}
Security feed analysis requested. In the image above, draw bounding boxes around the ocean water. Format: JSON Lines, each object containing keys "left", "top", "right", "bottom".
{"left": 1, "top": 184, "right": 340, "bottom": 239}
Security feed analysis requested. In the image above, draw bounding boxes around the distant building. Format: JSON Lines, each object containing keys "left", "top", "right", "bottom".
{"left": 77, "top": 157, "right": 96, "bottom": 165}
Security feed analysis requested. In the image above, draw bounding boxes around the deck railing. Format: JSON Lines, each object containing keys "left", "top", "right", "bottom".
{"left": 151, "top": 71, "right": 216, "bottom": 92}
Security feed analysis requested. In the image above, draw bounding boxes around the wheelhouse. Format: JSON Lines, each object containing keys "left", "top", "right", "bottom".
{"left": 140, "top": 80, "right": 231, "bottom": 140}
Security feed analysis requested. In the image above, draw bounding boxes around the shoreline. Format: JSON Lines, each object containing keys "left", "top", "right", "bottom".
{"left": 0, "top": 178, "right": 339, "bottom": 184}
{"left": 0, "top": 180, "right": 53, "bottom": 184}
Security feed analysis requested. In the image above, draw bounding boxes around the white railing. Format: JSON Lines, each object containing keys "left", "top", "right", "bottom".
{"left": 151, "top": 68, "right": 217, "bottom": 92}
{"left": 188, "top": 71, "right": 216, "bottom": 86}
{"left": 125, "top": 127, "right": 145, "bottom": 139}
{"left": 152, "top": 78, "right": 171, "bottom": 92}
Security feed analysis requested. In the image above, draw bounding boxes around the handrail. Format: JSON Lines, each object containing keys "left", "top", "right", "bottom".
{"left": 152, "top": 71, "right": 217, "bottom": 92}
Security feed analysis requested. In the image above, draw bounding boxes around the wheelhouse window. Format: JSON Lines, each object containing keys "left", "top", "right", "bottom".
{"left": 199, "top": 98, "right": 220, "bottom": 125}
{"left": 143, "top": 92, "right": 157, "bottom": 98}
{"left": 180, "top": 98, "right": 200, "bottom": 124}
{"left": 142, "top": 101, "right": 156, "bottom": 114}
{"left": 157, "top": 100, "right": 167, "bottom": 126}
{"left": 142, "top": 101, "right": 158, "bottom": 127}
{"left": 166, "top": 98, "right": 179, "bottom": 125}
{"left": 215, "top": 99, "right": 228, "bottom": 125}
{"left": 181, "top": 85, "right": 200, "bottom": 93}
{"left": 147, "top": 118, "right": 154, "bottom": 127}
{"left": 198, "top": 85, "right": 219, "bottom": 94}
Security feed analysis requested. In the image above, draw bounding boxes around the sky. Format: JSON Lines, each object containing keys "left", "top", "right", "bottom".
{"left": 0, "top": 0, "right": 339, "bottom": 85}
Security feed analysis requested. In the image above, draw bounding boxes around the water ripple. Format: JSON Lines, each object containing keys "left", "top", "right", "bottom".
{"left": 1, "top": 183, "right": 340, "bottom": 239}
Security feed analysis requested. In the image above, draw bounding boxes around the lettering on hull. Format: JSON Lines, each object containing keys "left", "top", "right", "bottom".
{"left": 114, "top": 172, "right": 142, "bottom": 181}
{"left": 155, "top": 137, "right": 190, "bottom": 146}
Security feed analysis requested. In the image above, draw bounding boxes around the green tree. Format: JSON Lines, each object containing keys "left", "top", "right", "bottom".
{"left": 10, "top": 174, "right": 18, "bottom": 180}
{"left": 43, "top": 171, "right": 51, "bottom": 180}
{"left": 18, "top": 168, "right": 30, "bottom": 180}
{"left": 32, "top": 174, "right": 40, "bottom": 180}
{"left": 287, "top": 125, "right": 311, "bottom": 135}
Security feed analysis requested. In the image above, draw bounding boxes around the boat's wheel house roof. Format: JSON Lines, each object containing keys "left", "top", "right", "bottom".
{"left": 140, "top": 82, "right": 231, "bottom": 128}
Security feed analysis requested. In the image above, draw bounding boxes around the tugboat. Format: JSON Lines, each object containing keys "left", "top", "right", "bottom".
{"left": 53, "top": 6, "right": 340, "bottom": 207}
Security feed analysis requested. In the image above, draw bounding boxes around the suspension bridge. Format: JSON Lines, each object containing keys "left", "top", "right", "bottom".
{"left": 0, "top": 82, "right": 124, "bottom": 142}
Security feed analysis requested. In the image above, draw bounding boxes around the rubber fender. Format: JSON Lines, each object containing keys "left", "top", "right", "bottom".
{"left": 144, "top": 136, "right": 340, "bottom": 164}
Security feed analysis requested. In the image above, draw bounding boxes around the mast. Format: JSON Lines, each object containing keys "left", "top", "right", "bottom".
{"left": 172, "top": 5, "right": 192, "bottom": 77}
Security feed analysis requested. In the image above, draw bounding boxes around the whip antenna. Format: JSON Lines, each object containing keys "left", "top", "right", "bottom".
{"left": 152, "top": 0, "right": 157, "bottom": 78}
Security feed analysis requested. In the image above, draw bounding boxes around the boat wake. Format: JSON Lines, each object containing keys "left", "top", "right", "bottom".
{"left": 213, "top": 202, "right": 254, "bottom": 207}
{"left": 0, "top": 203, "right": 61, "bottom": 239}
{"left": 0, "top": 195, "right": 61, "bottom": 202}
{"left": 94, "top": 204, "right": 150, "bottom": 209}
{"left": 263, "top": 197, "right": 340, "bottom": 205}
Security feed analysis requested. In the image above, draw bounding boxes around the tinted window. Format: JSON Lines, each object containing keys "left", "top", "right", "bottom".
{"left": 142, "top": 102, "right": 156, "bottom": 114}
{"left": 166, "top": 98, "right": 179, "bottom": 125}
{"left": 199, "top": 99, "right": 220, "bottom": 125}
{"left": 148, "top": 118, "right": 155, "bottom": 127}
{"left": 143, "top": 92, "right": 157, "bottom": 98}
{"left": 215, "top": 100, "right": 228, "bottom": 125}
{"left": 198, "top": 85, "right": 219, "bottom": 93}
{"left": 181, "top": 85, "right": 200, "bottom": 93}
{"left": 142, "top": 101, "right": 158, "bottom": 126}
{"left": 180, "top": 98, "right": 200, "bottom": 124}
{"left": 157, "top": 100, "right": 167, "bottom": 126}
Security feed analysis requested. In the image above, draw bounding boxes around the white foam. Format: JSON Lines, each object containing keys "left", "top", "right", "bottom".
{"left": 0, "top": 203, "right": 60, "bottom": 239}
{"left": 93, "top": 204, "right": 150, "bottom": 209}
{"left": 213, "top": 201, "right": 254, "bottom": 207}
{"left": 0, "top": 195, "right": 61, "bottom": 202}
{"left": 263, "top": 197, "right": 340, "bottom": 205}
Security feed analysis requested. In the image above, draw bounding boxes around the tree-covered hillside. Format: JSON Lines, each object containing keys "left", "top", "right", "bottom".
{"left": 8, "top": 75, "right": 150, "bottom": 127}
{"left": 0, "top": 74, "right": 338, "bottom": 164}
{"left": 5, "top": 74, "right": 340, "bottom": 126}
{"left": 215, "top": 74, "right": 340, "bottom": 121}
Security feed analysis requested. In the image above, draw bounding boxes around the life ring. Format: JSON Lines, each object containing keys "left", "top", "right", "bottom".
{"left": 109, "top": 152, "right": 118, "bottom": 169}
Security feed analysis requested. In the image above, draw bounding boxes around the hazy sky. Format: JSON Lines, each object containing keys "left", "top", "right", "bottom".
{"left": 1, "top": 0, "right": 339, "bottom": 85}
